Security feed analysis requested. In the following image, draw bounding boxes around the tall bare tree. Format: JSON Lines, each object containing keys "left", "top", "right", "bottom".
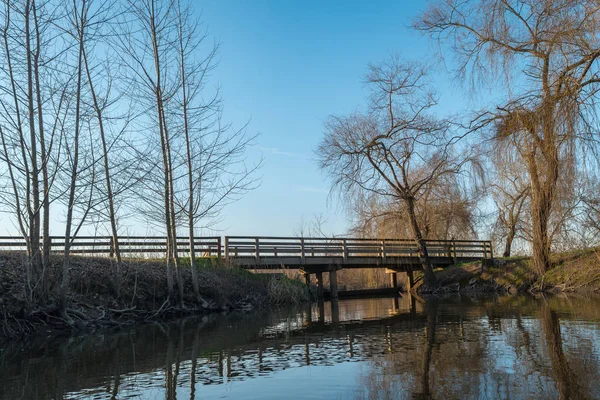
{"left": 416, "top": 0, "right": 600, "bottom": 274}
{"left": 116, "top": 0, "right": 180, "bottom": 299}
{"left": 0, "top": 0, "right": 69, "bottom": 299}
{"left": 318, "top": 57, "right": 476, "bottom": 286}
{"left": 172, "top": 0, "right": 259, "bottom": 302}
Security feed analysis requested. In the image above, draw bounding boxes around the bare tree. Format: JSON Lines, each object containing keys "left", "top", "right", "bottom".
{"left": 172, "top": 0, "right": 259, "bottom": 302}
{"left": 488, "top": 142, "right": 530, "bottom": 257}
{"left": 0, "top": 0, "right": 69, "bottom": 299}
{"left": 317, "top": 57, "right": 477, "bottom": 286}
{"left": 350, "top": 176, "right": 478, "bottom": 241}
{"left": 416, "top": 0, "right": 600, "bottom": 274}
{"left": 117, "top": 0, "right": 179, "bottom": 299}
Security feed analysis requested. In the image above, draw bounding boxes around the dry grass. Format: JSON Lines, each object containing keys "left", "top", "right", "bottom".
{"left": 542, "top": 247, "right": 600, "bottom": 292}
{"left": 414, "top": 247, "right": 600, "bottom": 295}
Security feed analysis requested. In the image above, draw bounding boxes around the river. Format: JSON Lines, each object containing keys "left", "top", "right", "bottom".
{"left": 2, "top": 294, "right": 600, "bottom": 399}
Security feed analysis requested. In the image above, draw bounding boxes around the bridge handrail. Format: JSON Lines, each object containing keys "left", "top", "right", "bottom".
{"left": 223, "top": 236, "right": 493, "bottom": 262}
{"left": 0, "top": 235, "right": 493, "bottom": 261}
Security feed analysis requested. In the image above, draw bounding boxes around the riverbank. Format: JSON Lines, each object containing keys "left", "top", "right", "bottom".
{"left": 414, "top": 247, "right": 600, "bottom": 295}
{"left": 0, "top": 253, "right": 309, "bottom": 341}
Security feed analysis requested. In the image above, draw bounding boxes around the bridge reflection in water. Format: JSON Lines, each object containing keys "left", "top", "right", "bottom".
{"left": 2, "top": 296, "right": 600, "bottom": 399}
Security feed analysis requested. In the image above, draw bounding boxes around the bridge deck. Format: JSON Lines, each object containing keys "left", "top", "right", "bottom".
{"left": 225, "top": 236, "right": 492, "bottom": 270}
{"left": 0, "top": 235, "right": 492, "bottom": 270}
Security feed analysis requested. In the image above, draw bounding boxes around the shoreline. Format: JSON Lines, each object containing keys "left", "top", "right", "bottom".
{"left": 3, "top": 247, "right": 600, "bottom": 342}
{"left": 0, "top": 253, "right": 309, "bottom": 342}
{"left": 414, "top": 248, "right": 600, "bottom": 296}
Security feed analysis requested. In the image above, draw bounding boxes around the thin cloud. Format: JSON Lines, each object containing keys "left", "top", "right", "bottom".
{"left": 295, "top": 185, "right": 328, "bottom": 194}
{"left": 258, "top": 146, "right": 307, "bottom": 159}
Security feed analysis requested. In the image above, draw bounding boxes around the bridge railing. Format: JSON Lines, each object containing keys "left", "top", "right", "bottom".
{"left": 0, "top": 235, "right": 493, "bottom": 261}
{"left": 224, "top": 236, "right": 493, "bottom": 262}
{"left": 0, "top": 236, "right": 222, "bottom": 258}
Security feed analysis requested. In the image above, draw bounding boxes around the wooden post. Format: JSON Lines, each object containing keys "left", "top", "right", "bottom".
{"left": 381, "top": 239, "right": 387, "bottom": 263}
{"left": 109, "top": 236, "right": 115, "bottom": 258}
{"left": 342, "top": 239, "right": 348, "bottom": 262}
{"left": 452, "top": 239, "right": 457, "bottom": 265}
{"left": 483, "top": 241, "right": 488, "bottom": 259}
{"left": 406, "top": 271, "right": 414, "bottom": 292}
{"left": 224, "top": 237, "right": 229, "bottom": 263}
{"left": 217, "top": 237, "right": 222, "bottom": 259}
{"left": 300, "top": 238, "right": 306, "bottom": 264}
{"left": 316, "top": 271, "right": 324, "bottom": 299}
{"left": 255, "top": 237, "right": 260, "bottom": 260}
{"left": 389, "top": 272, "right": 397, "bottom": 289}
{"left": 329, "top": 268, "right": 338, "bottom": 298}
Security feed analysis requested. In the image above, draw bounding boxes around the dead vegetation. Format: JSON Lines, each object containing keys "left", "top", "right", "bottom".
{"left": 0, "top": 252, "right": 308, "bottom": 341}
{"left": 413, "top": 248, "right": 600, "bottom": 296}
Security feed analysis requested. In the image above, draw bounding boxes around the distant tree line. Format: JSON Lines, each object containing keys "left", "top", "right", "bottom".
{"left": 0, "top": 0, "right": 259, "bottom": 307}
{"left": 318, "top": 0, "right": 600, "bottom": 287}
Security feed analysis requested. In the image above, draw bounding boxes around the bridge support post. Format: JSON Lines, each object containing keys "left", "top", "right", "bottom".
{"left": 329, "top": 269, "right": 338, "bottom": 298}
{"left": 316, "top": 271, "right": 324, "bottom": 300}
{"left": 389, "top": 272, "right": 397, "bottom": 289}
{"left": 318, "top": 298, "right": 325, "bottom": 323}
{"left": 331, "top": 298, "right": 340, "bottom": 323}
{"left": 406, "top": 271, "right": 414, "bottom": 292}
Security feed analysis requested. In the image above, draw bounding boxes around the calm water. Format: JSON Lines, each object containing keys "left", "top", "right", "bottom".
{"left": 2, "top": 295, "right": 600, "bottom": 400}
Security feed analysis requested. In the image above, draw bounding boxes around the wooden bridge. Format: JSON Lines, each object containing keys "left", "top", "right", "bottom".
{"left": 0, "top": 235, "right": 493, "bottom": 298}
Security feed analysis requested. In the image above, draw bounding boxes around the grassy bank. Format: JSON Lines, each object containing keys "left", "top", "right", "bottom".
{"left": 414, "top": 247, "right": 600, "bottom": 295}
{"left": 0, "top": 253, "right": 309, "bottom": 340}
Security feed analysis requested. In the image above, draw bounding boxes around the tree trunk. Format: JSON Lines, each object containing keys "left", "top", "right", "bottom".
{"left": 149, "top": 7, "right": 174, "bottom": 299}
{"left": 82, "top": 50, "right": 122, "bottom": 276}
{"left": 61, "top": 5, "right": 86, "bottom": 308}
{"left": 528, "top": 144, "right": 558, "bottom": 275}
{"left": 25, "top": 0, "right": 42, "bottom": 282}
{"left": 178, "top": 19, "right": 201, "bottom": 301}
{"left": 164, "top": 117, "right": 184, "bottom": 304}
{"left": 32, "top": 2, "right": 50, "bottom": 270}
{"left": 503, "top": 227, "right": 515, "bottom": 257}
{"left": 406, "top": 196, "right": 436, "bottom": 285}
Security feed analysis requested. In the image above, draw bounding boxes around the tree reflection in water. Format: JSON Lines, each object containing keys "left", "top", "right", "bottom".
{"left": 1, "top": 296, "right": 600, "bottom": 399}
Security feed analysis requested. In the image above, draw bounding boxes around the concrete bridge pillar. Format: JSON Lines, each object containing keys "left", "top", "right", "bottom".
{"left": 329, "top": 269, "right": 338, "bottom": 298}
{"left": 316, "top": 271, "right": 324, "bottom": 300}
{"left": 406, "top": 271, "right": 414, "bottom": 292}
{"left": 389, "top": 272, "right": 398, "bottom": 289}
{"left": 392, "top": 296, "right": 399, "bottom": 313}
{"left": 318, "top": 299, "right": 325, "bottom": 323}
{"left": 331, "top": 298, "right": 340, "bottom": 323}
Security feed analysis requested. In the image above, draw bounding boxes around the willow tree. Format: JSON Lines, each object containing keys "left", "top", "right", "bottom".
{"left": 317, "top": 57, "right": 475, "bottom": 287}
{"left": 416, "top": 0, "right": 600, "bottom": 274}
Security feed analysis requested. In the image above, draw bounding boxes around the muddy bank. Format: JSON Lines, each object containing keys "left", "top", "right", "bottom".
{"left": 0, "top": 253, "right": 309, "bottom": 342}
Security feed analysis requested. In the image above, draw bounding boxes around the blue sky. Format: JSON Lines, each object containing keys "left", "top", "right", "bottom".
{"left": 199, "top": 0, "right": 477, "bottom": 236}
